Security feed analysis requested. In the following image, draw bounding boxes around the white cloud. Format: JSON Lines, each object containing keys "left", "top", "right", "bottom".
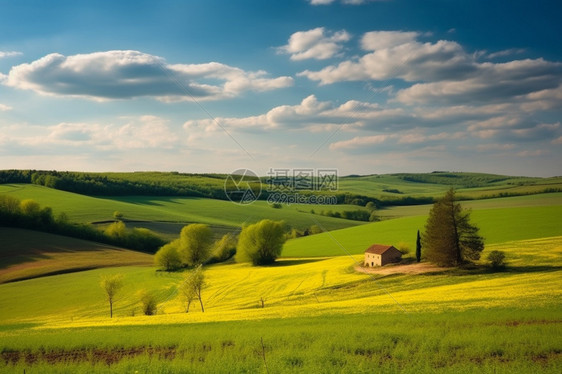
{"left": 329, "top": 134, "right": 391, "bottom": 150}
{"left": 487, "top": 48, "right": 526, "bottom": 59}
{"left": 395, "top": 58, "right": 562, "bottom": 105}
{"left": 4, "top": 50, "right": 293, "bottom": 101}
{"left": 300, "top": 35, "right": 474, "bottom": 84}
{"left": 278, "top": 28, "right": 351, "bottom": 60}
{"left": 0, "top": 51, "right": 22, "bottom": 59}
{"left": 3, "top": 116, "right": 180, "bottom": 152}
{"left": 300, "top": 31, "right": 562, "bottom": 110}
{"left": 0, "top": 103, "right": 12, "bottom": 111}
{"left": 552, "top": 136, "right": 562, "bottom": 145}
{"left": 361, "top": 31, "right": 419, "bottom": 51}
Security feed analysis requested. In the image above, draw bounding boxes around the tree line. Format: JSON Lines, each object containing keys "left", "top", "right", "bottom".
{"left": 0, "top": 194, "right": 165, "bottom": 253}
{"left": 154, "top": 219, "right": 287, "bottom": 271}
{"left": 0, "top": 169, "right": 440, "bottom": 208}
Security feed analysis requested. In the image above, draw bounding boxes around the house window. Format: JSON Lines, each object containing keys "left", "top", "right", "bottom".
{"left": 371, "top": 262, "right": 374, "bottom": 266}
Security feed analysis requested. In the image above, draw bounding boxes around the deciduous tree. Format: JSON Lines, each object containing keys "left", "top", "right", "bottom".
{"left": 154, "top": 241, "right": 182, "bottom": 271}
{"left": 236, "top": 219, "right": 286, "bottom": 265}
{"left": 100, "top": 274, "right": 124, "bottom": 318}
{"left": 180, "top": 265, "right": 206, "bottom": 312}
{"left": 178, "top": 224, "right": 213, "bottom": 266}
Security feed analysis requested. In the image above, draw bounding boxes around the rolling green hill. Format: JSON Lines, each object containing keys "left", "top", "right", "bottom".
{"left": 339, "top": 172, "right": 562, "bottom": 201}
{"left": 0, "top": 227, "right": 152, "bottom": 283}
{"left": 0, "top": 184, "right": 364, "bottom": 235}
{"left": 3, "top": 170, "right": 562, "bottom": 205}
{"left": 282, "top": 203, "right": 562, "bottom": 257}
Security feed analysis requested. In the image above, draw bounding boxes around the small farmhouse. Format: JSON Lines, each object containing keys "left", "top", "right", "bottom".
{"left": 364, "top": 244, "right": 402, "bottom": 267}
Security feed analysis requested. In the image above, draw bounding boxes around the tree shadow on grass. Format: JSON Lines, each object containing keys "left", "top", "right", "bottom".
{"left": 428, "top": 264, "right": 562, "bottom": 276}
{"left": 264, "top": 258, "right": 326, "bottom": 267}
{"left": 105, "top": 196, "right": 192, "bottom": 206}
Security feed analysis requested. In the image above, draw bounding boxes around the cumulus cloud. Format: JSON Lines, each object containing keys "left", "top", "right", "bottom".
{"left": 183, "top": 95, "right": 427, "bottom": 133}
{"left": 4, "top": 50, "right": 293, "bottom": 101}
{"left": 300, "top": 35, "right": 475, "bottom": 84}
{"left": 0, "top": 103, "right": 12, "bottom": 111}
{"left": 361, "top": 31, "right": 419, "bottom": 51}
{"left": 278, "top": 28, "right": 351, "bottom": 60}
{"left": 184, "top": 95, "right": 336, "bottom": 131}
{"left": 395, "top": 58, "right": 562, "bottom": 105}
{"left": 3, "top": 116, "right": 181, "bottom": 152}
{"left": 300, "top": 30, "right": 562, "bottom": 109}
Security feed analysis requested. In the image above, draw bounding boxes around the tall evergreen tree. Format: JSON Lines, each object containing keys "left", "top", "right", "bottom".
{"left": 416, "top": 230, "right": 422, "bottom": 263}
{"left": 422, "top": 188, "right": 484, "bottom": 266}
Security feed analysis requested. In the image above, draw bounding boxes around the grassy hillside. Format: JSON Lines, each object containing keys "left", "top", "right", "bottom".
{"left": 0, "top": 228, "right": 152, "bottom": 283}
{"left": 0, "top": 236, "right": 560, "bottom": 325}
{"left": 339, "top": 172, "right": 562, "bottom": 200}
{"left": 283, "top": 203, "right": 562, "bottom": 257}
{"left": 0, "top": 184, "right": 364, "bottom": 234}
{"left": 0, "top": 236, "right": 560, "bottom": 372}
{"left": 377, "top": 192, "right": 562, "bottom": 219}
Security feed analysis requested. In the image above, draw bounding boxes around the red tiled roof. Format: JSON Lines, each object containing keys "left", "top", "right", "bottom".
{"left": 364, "top": 244, "right": 397, "bottom": 255}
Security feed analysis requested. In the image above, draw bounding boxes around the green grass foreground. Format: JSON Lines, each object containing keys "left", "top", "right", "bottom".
{"left": 1, "top": 235, "right": 561, "bottom": 372}
{"left": 1, "top": 308, "right": 560, "bottom": 373}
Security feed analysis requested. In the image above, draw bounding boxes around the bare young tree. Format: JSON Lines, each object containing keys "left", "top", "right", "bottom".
{"left": 180, "top": 265, "right": 206, "bottom": 312}
{"left": 100, "top": 274, "right": 124, "bottom": 318}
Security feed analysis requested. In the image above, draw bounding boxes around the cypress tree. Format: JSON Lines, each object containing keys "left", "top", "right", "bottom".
{"left": 416, "top": 229, "right": 422, "bottom": 263}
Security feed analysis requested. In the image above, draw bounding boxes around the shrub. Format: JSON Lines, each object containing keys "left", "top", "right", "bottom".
{"left": 397, "top": 241, "right": 410, "bottom": 255}
{"left": 208, "top": 234, "right": 237, "bottom": 263}
{"left": 487, "top": 250, "right": 506, "bottom": 270}
{"left": 139, "top": 290, "right": 158, "bottom": 315}
{"left": 104, "top": 221, "right": 127, "bottom": 240}
{"left": 154, "top": 241, "right": 182, "bottom": 271}
{"left": 369, "top": 211, "right": 380, "bottom": 222}
{"left": 308, "top": 225, "right": 323, "bottom": 235}
{"left": 271, "top": 203, "right": 283, "bottom": 209}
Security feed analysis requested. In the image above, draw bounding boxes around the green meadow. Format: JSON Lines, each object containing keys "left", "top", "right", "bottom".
{"left": 0, "top": 184, "right": 363, "bottom": 234}
{"left": 1, "top": 235, "right": 561, "bottom": 373}
{"left": 283, "top": 202, "right": 562, "bottom": 257}
{"left": 1, "top": 174, "right": 561, "bottom": 372}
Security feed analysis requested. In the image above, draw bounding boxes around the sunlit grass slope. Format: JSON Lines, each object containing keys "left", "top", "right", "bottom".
{"left": 0, "top": 184, "right": 362, "bottom": 231}
{"left": 377, "top": 192, "right": 562, "bottom": 219}
{"left": 0, "top": 236, "right": 560, "bottom": 328}
{"left": 0, "top": 228, "right": 152, "bottom": 283}
{"left": 283, "top": 204, "right": 562, "bottom": 257}
{"left": 339, "top": 172, "right": 562, "bottom": 199}
{"left": 1, "top": 307, "right": 560, "bottom": 374}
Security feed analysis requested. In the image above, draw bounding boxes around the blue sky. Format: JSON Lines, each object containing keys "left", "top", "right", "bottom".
{"left": 1, "top": 0, "right": 561, "bottom": 176}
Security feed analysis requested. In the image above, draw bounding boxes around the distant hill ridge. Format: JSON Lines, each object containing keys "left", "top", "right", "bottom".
{"left": 1, "top": 170, "right": 561, "bottom": 205}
